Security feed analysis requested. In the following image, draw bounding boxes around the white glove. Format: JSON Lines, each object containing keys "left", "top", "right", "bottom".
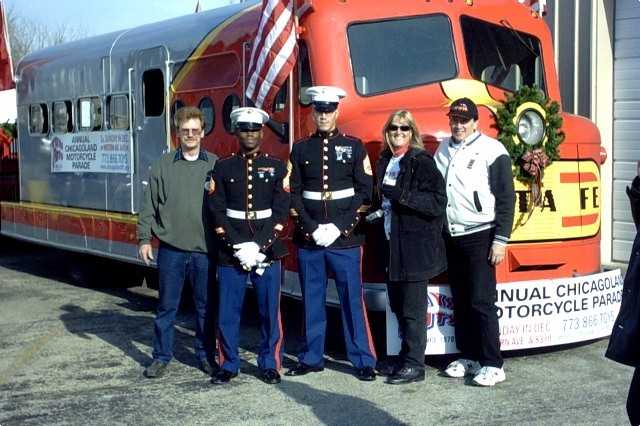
{"left": 233, "top": 242, "right": 261, "bottom": 269}
{"left": 254, "top": 253, "right": 268, "bottom": 275}
{"left": 312, "top": 224, "right": 330, "bottom": 247}
{"left": 322, "top": 223, "right": 342, "bottom": 247}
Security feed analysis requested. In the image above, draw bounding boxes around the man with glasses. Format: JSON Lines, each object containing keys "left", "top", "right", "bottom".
{"left": 138, "top": 106, "right": 218, "bottom": 379}
{"left": 285, "top": 86, "right": 377, "bottom": 381}
{"left": 435, "top": 98, "right": 515, "bottom": 387}
{"left": 208, "top": 107, "right": 289, "bottom": 385}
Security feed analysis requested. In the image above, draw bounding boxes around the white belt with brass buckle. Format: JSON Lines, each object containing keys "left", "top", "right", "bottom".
{"left": 303, "top": 187, "right": 355, "bottom": 201}
{"left": 226, "top": 208, "right": 272, "bottom": 220}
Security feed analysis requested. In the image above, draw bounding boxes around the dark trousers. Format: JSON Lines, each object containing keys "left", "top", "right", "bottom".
{"left": 629, "top": 367, "right": 640, "bottom": 425}
{"left": 297, "top": 246, "right": 377, "bottom": 369}
{"left": 445, "top": 229, "right": 502, "bottom": 368}
{"left": 387, "top": 280, "right": 428, "bottom": 369}
{"left": 153, "top": 243, "right": 216, "bottom": 363}
{"left": 217, "top": 261, "right": 283, "bottom": 373}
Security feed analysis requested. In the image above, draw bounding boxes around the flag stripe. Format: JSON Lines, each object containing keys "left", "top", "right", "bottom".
{"left": 246, "top": 1, "right": 292, "bottom": 100}
{"left": 245, "top": 0, "right": 297, "bottom": 109}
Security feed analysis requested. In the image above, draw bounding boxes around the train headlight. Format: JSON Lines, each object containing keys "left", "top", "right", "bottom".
{"left": 517, "top": 109, "right": 545, "bottom": 146}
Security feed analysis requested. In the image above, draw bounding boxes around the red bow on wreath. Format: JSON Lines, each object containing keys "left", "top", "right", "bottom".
{"left": 521, "top": 148, "right": 550, "bottom": 205}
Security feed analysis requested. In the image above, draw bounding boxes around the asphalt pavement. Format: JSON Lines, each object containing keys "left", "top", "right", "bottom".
{"left": 0, "top": 237, "right": 633, "bottom": 425}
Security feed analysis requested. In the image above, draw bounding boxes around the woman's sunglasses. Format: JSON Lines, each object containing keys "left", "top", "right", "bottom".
{"left": 387, "top": 125, "right": 411, "bottom": 132}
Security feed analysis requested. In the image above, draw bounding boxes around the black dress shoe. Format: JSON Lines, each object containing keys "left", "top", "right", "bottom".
{"left": 199, "top": 359, "right": 219, "bottom": 376}
{"left": 285, "top": 362, "right": 324, "bottom": 376}
{"left": 355, "top": 366, "right": 376, "bottom": 381}
{"left": 387, "top": 366, "right": 425, "bottom": 385}
{"left": 212, "top": 369, "right": 238, "bottom": 385}
{"left": 261, "top": 368, "right": 281, "bottom": 384}
{"left": 376, "top": 359, "right": 401, "bottom": 377}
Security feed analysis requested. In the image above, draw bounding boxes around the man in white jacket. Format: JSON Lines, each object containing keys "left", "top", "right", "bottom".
{"left": 435, "top": 98, "right": 515, "bottom": 387}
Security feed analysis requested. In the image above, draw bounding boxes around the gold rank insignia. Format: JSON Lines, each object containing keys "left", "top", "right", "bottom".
{"left": 363, "top": 154, "right": 373, "bottom": 176}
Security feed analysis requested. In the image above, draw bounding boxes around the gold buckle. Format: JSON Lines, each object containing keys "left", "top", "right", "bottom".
{"left": 246, "top": 211, "right": 256, "bottom": 220}
{"left": 322, "top": 191, "right": 333, "bottom": 200}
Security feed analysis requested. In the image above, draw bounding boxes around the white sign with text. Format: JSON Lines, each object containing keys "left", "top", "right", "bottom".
{"left": 386, "top": 269, "right": 624, "bottom": 355}
{"left": 51, "top": 131, "right": 131, "bottom": 174}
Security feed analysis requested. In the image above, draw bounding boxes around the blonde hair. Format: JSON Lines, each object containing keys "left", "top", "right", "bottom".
{"left": 174, "top": 106, "right": 205, "bottom": 129}
{"left": 381, "top": 110, "right": 423, "bottom": 153}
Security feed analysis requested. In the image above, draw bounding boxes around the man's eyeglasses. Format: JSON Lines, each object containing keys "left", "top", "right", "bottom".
{"left": 179, "top": 128, "right": 202, "bottom": 136}
{"left": 387, "top": 125, "right": 411, "bottom": 132}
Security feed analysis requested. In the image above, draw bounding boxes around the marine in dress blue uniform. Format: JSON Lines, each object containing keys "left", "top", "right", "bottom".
{"left": 285, "top": 86, "right": 377, "bottom": 381}
{"left": 208, "top": 107, "right": 289, "bottom": 385}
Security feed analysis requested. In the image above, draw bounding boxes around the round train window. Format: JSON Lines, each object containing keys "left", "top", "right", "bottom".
{"left": 222, "top": 94, "right": 241, "bottom": 134}
{"left": 199, "top": 97, "right": 215, "bottom": 135}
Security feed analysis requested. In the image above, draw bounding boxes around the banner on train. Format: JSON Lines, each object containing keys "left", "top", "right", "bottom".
{"left": 386, "top": 269, "right": 624, "bottom": 355}
{"left": 51, "top": 131, "right": 131, "bottom": 174}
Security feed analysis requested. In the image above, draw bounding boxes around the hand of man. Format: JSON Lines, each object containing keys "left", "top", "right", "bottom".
{"left": 233, "top": 242, "right": 261, "bottom": 268}
{"left": 138, "top": 243, "right": 154, "bottom": 266}
{"left": 322, "top": 223, "right": 342, "bottom": 247}
{"left": 312, "top": 224, "right": 329, "bottom": 247}
{"left": 489, "top": 243, "right": 506, "bottom": 266}
{"left": 381, "top": 184, "right": 402, "bottom": 201}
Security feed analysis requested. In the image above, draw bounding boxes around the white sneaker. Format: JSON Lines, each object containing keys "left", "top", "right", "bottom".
{"left": 442, "top": 359, "right": 481, "bottom": 378}
{"left": 471, "top": 366, "right": 506, "bottom": 387}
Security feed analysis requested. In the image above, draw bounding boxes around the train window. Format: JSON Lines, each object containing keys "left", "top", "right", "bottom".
{"left": 198, "top": 97, "right": 215, "bottom": 135}
{"left": 171, "top": 99, "right": 185, "bottom": 128}
{"left": 52, "top": 101, "right": 73, "bottom": 133}
{"left": 143, "top": 69, "right": 165, "bottom": 117}
{"left": 28, "top": 104, "right": 49, "bottom": 135}
{"left": 273, "top": 79, "right": 287, "bottom": 113}
{"left": 77, "top": 97, "right": 102, "bottom": 132}
{"left": 107, "top": 94, "right": 130, "bottom": 130}
{"left": 348, "top": 15, "right": 457, "bottom": 96}
{"left": 298, "top": 41, "right": 313, "bottom": 105}
{"left": 461, "top": 16, "right": 546, "bottom": 94}
{"left": 222, "top": 94, "right": 241, "bottom": 134}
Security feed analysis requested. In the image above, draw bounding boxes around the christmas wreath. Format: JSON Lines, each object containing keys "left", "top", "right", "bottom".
{"left": 496, "top": 85, "right": 564, "bottom": 205}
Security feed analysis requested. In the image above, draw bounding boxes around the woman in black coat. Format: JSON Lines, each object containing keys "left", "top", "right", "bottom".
{"left": 370, "top": 110, "right": 447, "bottom": 384}
{"left": 606, "top": 170, "right": 640, "bottom": 425}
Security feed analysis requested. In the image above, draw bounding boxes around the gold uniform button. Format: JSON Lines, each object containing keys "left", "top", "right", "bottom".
{"left": 323, "top": 184, "right": 329, "bottom": 189}
{"left": 248, "top": 166, "right": 253, "bottom": 172}
{"left": 323, "top": 175, "right": 328, "bottom": 180}
{"left": 248, "top": 194, "right": 253, "bottom": 199}
{"left": 323, "top": 147, "right": 328, "bottom": 152}
{"left": 248, "top": 203, "right": 253, "bottom": 209}
{"left": 323, "top": 139, "right": 328, "bottom": 143}
{"left": 323, "top": 165, "right": 328, "bottom": 170}
{"left": 248, "top": 184, "right": 253, "bottom": 189}
{"left": 248, "top": 175, "right": 253, "bottom": 181}
{"left": 248, "top": 159, "right": 253, "bottom": 165}
{"left": 323, "top": 156, "right": 328, "bottom": 161}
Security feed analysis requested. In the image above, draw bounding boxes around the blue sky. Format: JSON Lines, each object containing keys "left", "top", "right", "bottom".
{"left": 6, "top": 0, "right": 241, "bottom": 36}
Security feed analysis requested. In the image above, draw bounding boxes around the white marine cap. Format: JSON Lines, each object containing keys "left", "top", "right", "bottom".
{"left": 306, "top": 86, "right": 347, "bottom": 111}
{"left": 230, "top": 107, "right": 270, "bottom": 131}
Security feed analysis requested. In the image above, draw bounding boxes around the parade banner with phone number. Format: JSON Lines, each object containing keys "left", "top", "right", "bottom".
{"left": 386, "top": 269, "right": 624, "bottom": 355}
{"left": 51, "top": 131, "right": 131, "bottom": 174}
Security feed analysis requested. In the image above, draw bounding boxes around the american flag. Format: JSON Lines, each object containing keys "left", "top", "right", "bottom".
{"left": 517, "top": 0, "right": 547, "bottom": 16}
{"left": 245, "top": 0, "right": 298, "bottom": 109}
{"left": 0, "top": 1, "right": 14, "bottom": 90}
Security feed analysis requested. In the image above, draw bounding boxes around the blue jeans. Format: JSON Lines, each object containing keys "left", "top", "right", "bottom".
{"left": 153, "top": 243, "right": 216, "bottom": 363}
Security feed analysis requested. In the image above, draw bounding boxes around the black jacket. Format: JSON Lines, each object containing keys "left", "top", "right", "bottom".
{"left": 606, "top": 176, "right": 640, "bottom": 367}
{"left": 290, "top": 129, "right": 372, "bottom": 248}
{"left": 375, "top": 147, "right": 447, "bottom": 282}
{"left": 207, "top": 151, "right": 289, "bottom": 266}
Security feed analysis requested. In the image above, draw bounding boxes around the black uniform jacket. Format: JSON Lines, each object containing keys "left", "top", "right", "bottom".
{"left": 606, "top": 176, "right": 640, "bottom": 367}
{"left": 290, "top": 129, "right": 373, "bottom": 248}
{"left": 375, "top": 147, "right": 447, "bottom": 282}
{"left": 207, "top": 151, "right": 290, "bottom": 266}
